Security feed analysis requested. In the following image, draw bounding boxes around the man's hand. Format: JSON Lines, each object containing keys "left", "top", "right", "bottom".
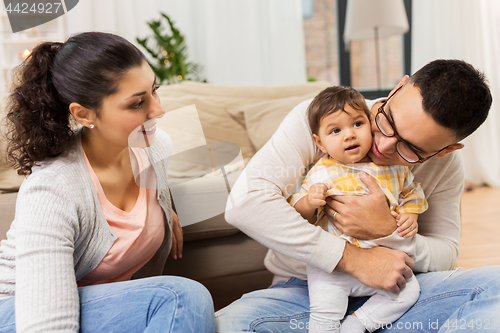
{"left": 170, "top": 210, "right": 183, "bottom": 260}
{"left": 325, "top": 171, "right": 397, "bottom": 239}
{"left": 336, "top": 243, "right": 415, "bottom": 294}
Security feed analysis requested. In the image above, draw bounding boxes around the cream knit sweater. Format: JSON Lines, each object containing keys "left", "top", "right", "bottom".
{"left": 0, "top": 128, "right": 173, "bottom": 332}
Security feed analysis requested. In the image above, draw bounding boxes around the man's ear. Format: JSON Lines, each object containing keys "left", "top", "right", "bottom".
{"left": 389, "top": 75, "right": 410, "bottom": 97}
{"left": 69, "top": 103, "right": 96, "bottom": 129}
{"left": 312, "top": 134, "right": 327, "bottom": 154}
{"left": 435, "top": 143, "right": 464, "bottom": 158}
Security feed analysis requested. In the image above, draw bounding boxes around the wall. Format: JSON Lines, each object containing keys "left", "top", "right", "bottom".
{"left": 158, "top": 0, "right": 308, "bottom": 85}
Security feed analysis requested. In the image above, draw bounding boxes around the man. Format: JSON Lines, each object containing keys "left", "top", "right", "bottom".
{"left": 216, "top": 60, "right": 500, "bottom": 332}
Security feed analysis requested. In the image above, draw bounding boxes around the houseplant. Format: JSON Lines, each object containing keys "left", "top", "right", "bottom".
{"left": 137, "top": 13, "right": 203, "bottom": 84}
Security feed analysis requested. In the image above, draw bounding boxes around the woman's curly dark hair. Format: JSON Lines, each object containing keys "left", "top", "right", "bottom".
{"left": 5, "top": 32, "right": 145, "bottom": 175}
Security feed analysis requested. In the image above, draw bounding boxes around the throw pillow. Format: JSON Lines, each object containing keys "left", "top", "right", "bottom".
{"left": 239, "top": 91, "right": 320, "bottom": 151}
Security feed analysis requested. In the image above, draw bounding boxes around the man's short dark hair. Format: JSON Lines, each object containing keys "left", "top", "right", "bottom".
{"left": 408, "top": 59, "right": 492, "bottom": 141}
{"left": 307, "top": 86, "right": 371, "bottom": 135}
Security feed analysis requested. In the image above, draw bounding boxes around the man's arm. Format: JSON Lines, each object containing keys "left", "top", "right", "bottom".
{"left": 337, "top": 243, "right": 414, "bottom": 294}
{"left": 225, "top": 100, "right": 415, "bottom": 293}
{"left": 294, "top": 195, "right": 318, "bottom": 222}
{"left": 227, "top": 97, "right": 463, "bottom": 292}
{"left": 226, "top": 99, "right": 346, "bottom": 274}
{"left": 326, "top": 152, "right": 463, "bottom": 273}
{"left": 411, "top": 151, "right": 463, "bottom": 272}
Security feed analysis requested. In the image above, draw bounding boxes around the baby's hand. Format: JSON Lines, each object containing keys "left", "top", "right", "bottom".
{"left": 394, "top": 212, "right": 418, "bottom": 238}
{"left": 307, "top": 183, "right": 331, "bottom": 210}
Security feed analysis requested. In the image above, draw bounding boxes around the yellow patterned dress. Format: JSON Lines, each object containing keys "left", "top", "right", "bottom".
{"left": 289, "top": 157, "right": 428, "bottom": 250}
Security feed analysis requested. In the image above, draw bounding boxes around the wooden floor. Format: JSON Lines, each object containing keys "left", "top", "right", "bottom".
{"left": 456, "top": 185, "right": 500, "bottom": 268}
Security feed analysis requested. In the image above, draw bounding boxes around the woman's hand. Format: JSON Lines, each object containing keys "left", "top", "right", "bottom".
{"left": 325, "top": 171, "right": 397, "bottom": 239}
{"left": 170, "top": 210, "right": 183, "bottom": 259}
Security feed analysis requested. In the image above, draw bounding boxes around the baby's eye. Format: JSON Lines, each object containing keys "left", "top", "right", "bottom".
{"left": 353, "top": 121, "right": 363, "bottom": 128}
{"left": 331, "top": 128, "right": 341, "bottom": 134}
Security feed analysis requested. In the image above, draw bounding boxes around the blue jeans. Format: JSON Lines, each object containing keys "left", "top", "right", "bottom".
{"left": 215, "top": 266, "right": 500, "bottom": 332}
{"left": 0, "top": 276, "right": 215, "bottom": 333}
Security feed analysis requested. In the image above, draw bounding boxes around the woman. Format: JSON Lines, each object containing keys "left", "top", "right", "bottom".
{"left": 0, "top": 32, "right": 214, "bottom": 332}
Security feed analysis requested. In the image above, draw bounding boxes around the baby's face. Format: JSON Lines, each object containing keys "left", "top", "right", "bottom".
{"left": 313, "top": 105, "right": 373, "bottom": 163}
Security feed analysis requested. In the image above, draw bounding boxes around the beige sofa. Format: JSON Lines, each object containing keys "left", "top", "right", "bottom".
{"left": 0, "top": 80, "right": 331, "bottom": 310}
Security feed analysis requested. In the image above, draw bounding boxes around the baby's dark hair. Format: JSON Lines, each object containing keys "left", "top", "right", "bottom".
{"left": 5, "top": 32, "right": 146, "bottom": 175}
{"left": 307, "top": 85, "right": 371, "bottom": 135}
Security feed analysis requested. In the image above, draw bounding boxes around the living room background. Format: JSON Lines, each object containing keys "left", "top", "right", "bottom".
{"left": 0, "top": 0, "right": 498, "bottom": 186}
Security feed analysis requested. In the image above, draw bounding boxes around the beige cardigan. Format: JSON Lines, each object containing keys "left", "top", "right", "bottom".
{"left": 226, "top": 98, "right": 463, "bottom": 281}
{"left": 0, "top": 128, "right": 173, "bottom": 332}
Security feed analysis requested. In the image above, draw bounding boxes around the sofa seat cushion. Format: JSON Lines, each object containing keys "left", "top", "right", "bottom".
{"left": 163, "top": 232, "right": 270, "bottom": 281}
{"left": 168, "top": 169, "right": 241, "bottom": 241}
{"left": 162, "top": 232, "right": 274, "bottom": 311}
{"left": 0, "top": 167, "right": 24, "bottom": 194}
{"left": 0, "top": 99, "right": 25, "bottom": 193}
{"left": 0, "top": 192, "right": 17, "bottom": 240}
{"left": 181, "top": 213, "right": 239, "bottom": 242}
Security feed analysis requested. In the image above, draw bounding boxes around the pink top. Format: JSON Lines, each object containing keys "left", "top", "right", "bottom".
{"left": 78, "top": 148, "right": 165, "bottom": 287}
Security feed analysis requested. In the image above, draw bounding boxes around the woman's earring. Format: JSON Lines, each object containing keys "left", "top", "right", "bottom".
{"left": 89, "top": 124, "right": 95, "bottom": 129}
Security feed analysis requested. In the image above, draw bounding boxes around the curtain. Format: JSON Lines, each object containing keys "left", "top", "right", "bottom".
{"left": 64, "top": 0, "right": 159, "bottom": 43}
{"left": 412, "top": 0, "right": 500, "bottom": 187}
{"left": 63, "top": 0, "right": 307, "bottom": 86}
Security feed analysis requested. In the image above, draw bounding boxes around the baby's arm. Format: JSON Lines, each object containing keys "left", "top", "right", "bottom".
{"left": 392, "top": 212, "right": 418, "bottom": 238}
{"left": 294, "top": 183, "right": 330, "bottom": 222}
{"left": 395, "top": 167, "right": 427, "bottom": 238}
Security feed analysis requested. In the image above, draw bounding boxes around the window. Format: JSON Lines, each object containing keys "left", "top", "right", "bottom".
{"left": 303, "top": 0, "right": 412, "bottom": 99}
{"left": 302, "top": 0, "right": 314, "bottom": 19}
{"left": 302, "top": 0, "right": 339, "bottom": 84}
{"left": 338, "top": 0, "right": 412, "bottom": 98}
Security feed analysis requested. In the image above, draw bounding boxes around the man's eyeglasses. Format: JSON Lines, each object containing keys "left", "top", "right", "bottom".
{"left": 375, "top": 87, "right": 449, "bottom": 163}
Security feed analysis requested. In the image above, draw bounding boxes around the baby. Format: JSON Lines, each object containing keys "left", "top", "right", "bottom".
{"left": 290, "top": 86, "right": 428, "bottom": 333}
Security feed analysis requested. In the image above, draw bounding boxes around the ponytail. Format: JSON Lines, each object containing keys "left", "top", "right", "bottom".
{"left": 6, "top": 41, "right": 73, "bottom": 175}
{"left": 5, "top": 32, "right": 145, "bottom": 175}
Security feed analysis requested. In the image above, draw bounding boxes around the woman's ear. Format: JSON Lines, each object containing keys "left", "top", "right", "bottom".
{"left": 69, "top": 103, "right": 96, "bottom": 129}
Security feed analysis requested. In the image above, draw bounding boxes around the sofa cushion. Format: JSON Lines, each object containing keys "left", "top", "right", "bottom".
{"left": 162, "top": 232, "right": 274, "bottom": 311}
{"left": 156, "top": 81, "right": 331, "bottom": 178}
{"left": 163, "top": 231, "right": 271, "bottom": 282}
{"left": 162, "top": 81, "right": 330, "bottom": 122}
{"left": 155, "top": 104, "right": 244, "bottom": 184}
{"left": 0, "top": 192, "right": 17, "bottom": 240}
{"left": 168, "top": 169, "right": 241, "bottom": 239}
{"left": 181, "top": 213, "right": 240, "bottom": 242}
{"left": 0, "top": 99, "right": 25, "bottom": 193}
{"left": 157, "top": 91, "right": 256, "bottom": 179}
{"left": 233, "top": 91, "right": 325, "bottom": 151}
{"left": 222, "top": 81, "right": 332, "bottom": 126}
{"left": 0, "top": 159, "right": 24, "bottom": 193}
